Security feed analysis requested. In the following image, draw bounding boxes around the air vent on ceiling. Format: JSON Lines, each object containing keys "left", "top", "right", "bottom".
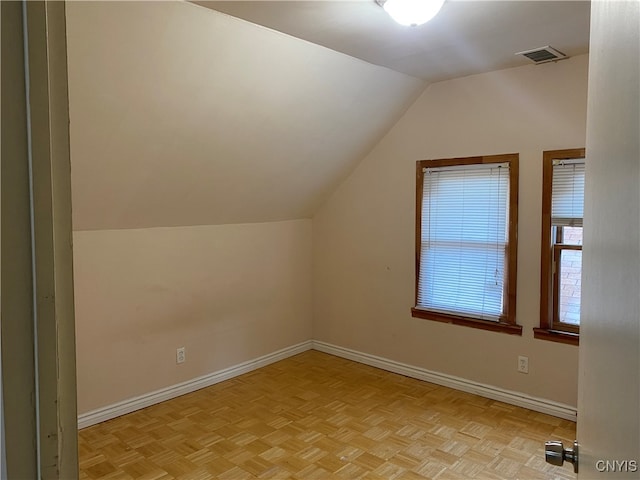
{"left": 516, "top": 46, "right": 567, "bottom": 64}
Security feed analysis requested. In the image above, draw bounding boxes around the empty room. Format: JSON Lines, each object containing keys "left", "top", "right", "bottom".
{"left": 1, "top": 0, "right": 638, "bottom": 479}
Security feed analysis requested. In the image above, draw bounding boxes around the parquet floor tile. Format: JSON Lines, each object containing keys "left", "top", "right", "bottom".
{"left": 79, "top": 351, "right": 576, "bottom": 479}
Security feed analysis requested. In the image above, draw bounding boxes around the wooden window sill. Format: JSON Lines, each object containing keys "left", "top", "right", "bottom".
{"left": 533, "top": 328, "right": 579, "bottom": 345}
{"left": 411, "top": 308, "right": 523, "bottom": 335}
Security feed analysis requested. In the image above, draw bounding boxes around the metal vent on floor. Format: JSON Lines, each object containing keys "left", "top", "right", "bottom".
{"left": 516, "top": 46, "right": 567, "bottom": 64}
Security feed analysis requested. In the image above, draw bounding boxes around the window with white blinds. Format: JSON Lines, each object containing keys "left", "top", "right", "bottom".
{"left": 417, "top": 160, "right": 512, "bottom": 322}
{"left": 536, "top": 148, "right": 585, "bottom": 344}
{"left": 411, "top": 153, "right": 522, "bottom": 335}
{"left": 552, "top": 160, "right": 585, "bottom": 226}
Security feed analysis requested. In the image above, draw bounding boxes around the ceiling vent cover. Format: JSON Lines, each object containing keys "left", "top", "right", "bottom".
{"left": 516, "top": 46, "right": 567, "bottom": 64}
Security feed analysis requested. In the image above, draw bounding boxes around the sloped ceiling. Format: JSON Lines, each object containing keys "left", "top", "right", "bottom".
{"left": 197, "top": 1, "right": 591, "bottom": 83}
{"left": 66, "top": 1, "right": 424, "bottom": 231}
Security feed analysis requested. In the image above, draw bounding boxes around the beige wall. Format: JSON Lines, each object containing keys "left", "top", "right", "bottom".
{"left": 72, "top": 46, "right": 588, "bottom": 414}
{"left": 68, "top": 1, "right": 422, "bottom": 418}
{"left": 313, "top": 55, "right": 589, "bottom": 407}
{"left": 74, "top": 220, "right": 312, "bottom": 413}
{"left": 66, "top": 1, "right": 424, "bottom": 232}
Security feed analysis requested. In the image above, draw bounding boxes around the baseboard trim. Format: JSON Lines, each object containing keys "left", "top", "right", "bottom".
{"left": 77, "top": 340, "right": 313, "bottom": 429}
{"left": 78, "top": 339, "right": 576, "bottom": 429}
{"left": 311, "top": 340, "right": 577, "bottom": 422}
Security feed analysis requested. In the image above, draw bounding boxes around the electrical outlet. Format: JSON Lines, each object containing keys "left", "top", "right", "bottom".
{"left": 518, "top": 355, "right": 529, "bottom": 374}
{"left": 176, "top": 347, "right": 186, "bottom": 364}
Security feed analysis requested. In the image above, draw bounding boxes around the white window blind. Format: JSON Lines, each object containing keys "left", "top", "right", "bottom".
{"left": 418, "top": 163, "right": 509, "bottom": 321}
{"left": 552, "top": 159, "right": 585, "bottom": 226}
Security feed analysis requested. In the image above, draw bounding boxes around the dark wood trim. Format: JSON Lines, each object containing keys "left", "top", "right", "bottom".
{"left": 412, "top": 308, "right": 523, "bottom": 335}
{"left": 506, "top": 156, "right": 519, "bottom": 325}
{"left": 542, "top": 148, "right": 586, "bottom": 162}
{"left": 552, "top": 244, "right": 561, "bottom": 330}
{"left": 554, "top": 323, "right": 580, "bottom": 335}
{"left": 552, "top": 242, "right": 582, "bottom": 334}
{"left": 415, "top": 162, "right": 424, "bottom": 306}
{"left": 540, "top": 154, "right": 554, "bottom": 330}
{"left": 533, "top": 328, "right": 579, "bottom": 346}
{"left": 556, "top": 244, "right": 582, "bottom": 251}
{"left": 539, "top": 148, "right": 585, "bottom": 338}
{"left": 414, "top": 153, "right": 519, "bottom": 330}
{"left": 416, "top": 154, "right": 517, "bottom": 170}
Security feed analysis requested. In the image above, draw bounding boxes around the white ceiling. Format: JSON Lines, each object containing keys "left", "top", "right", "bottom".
{"left": 194, "top": 0, "right": 591, "bottom": 83}
{"left": 66, "top": 1, "right": 590, "bottom": 231}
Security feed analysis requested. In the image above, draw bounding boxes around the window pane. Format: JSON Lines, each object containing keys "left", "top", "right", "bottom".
{"left": 559, "top": 249, "right": 582, "bottom": 325}
{"left": 418, "top": 163, "right": 509, "bottom": 320}
{"left": 552, "top": 161, "right": 585, "bottom": 225}
{"left": 419, "top": 243, "right": 505, "bottom": 319}
{"left": 562, "top": 226, "right": 583, "bottom": 246}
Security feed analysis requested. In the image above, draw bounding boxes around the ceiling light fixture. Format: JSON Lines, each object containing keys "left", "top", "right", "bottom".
{"left": 377, "top": 0, "right": 445, "bottom": 27}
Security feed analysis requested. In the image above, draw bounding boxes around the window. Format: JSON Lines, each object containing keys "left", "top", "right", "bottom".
{"left": 412, "top": 154, "right": 521, "bottom": 335}
{"left": 535, "top": 148, "right": 585, "bottom": 345}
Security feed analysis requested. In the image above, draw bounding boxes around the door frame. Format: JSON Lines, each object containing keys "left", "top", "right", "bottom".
{"left": 1, "top": 1, "right": 78, "bottom": 477}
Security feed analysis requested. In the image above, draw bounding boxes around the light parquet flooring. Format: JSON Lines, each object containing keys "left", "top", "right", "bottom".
{"left": 79, "top": 351, "right": 576, "bottom": 480}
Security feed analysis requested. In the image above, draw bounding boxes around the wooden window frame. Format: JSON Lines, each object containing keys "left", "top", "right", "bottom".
{"left": 534, "top": 148, "right": 585, "bottom": 346}
{"left": 411, "top": 154, "right": 521, "bottom": 335}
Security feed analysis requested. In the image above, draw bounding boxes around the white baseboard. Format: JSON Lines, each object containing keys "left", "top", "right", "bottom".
{"left": 312, "top": 340, "right": 577, "bottom": 422}
{"left": 78, "top": 338, "right": 576, "bottom": 429}
{"left": 77, "top": 340, "right": 313, "bottom": 429}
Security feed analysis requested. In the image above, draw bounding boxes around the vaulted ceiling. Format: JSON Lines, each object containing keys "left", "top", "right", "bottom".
{"left": 66, "top": 1, "right": 424, "bottom": 230}
{"left": 196, "top": 1, "right": 591, "bottom": 83}
{"left": 66, "top": 1, "right": 590, "bottom": 231}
